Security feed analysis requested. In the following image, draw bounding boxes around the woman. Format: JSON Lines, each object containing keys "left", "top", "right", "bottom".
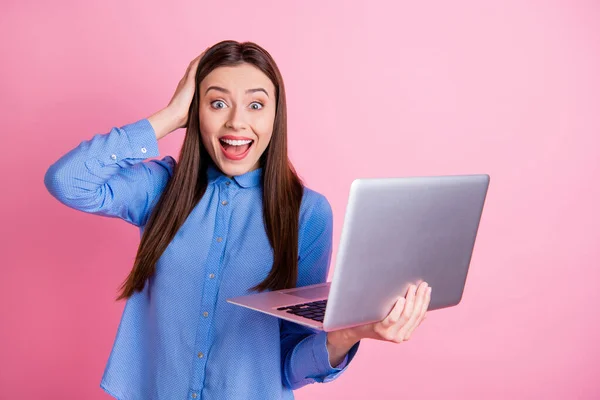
{"left": 44, "top": 40, "right": 431, "bottom": 400}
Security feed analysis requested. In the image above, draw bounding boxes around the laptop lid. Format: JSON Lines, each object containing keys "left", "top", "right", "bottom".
{"left": 322, "top": 174, "right": 490, "bottom": 331}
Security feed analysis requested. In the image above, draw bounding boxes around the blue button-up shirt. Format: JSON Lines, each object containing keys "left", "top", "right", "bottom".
{"left": 44, "top": 119, "right": 360, "bottom": 400}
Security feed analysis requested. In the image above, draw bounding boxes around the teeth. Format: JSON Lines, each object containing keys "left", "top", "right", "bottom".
{"left": 221, "top": 139, "right": 253, "bottom": 146}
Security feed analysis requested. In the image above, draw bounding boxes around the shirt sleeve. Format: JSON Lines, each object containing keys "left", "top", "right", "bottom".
{"left": 43, "top": 119, "right": 175, "bottom": 227}
{"left": 280, "top": 193, "right": 360, "bottom": 390}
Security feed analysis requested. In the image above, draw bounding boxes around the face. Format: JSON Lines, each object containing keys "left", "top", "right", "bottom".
{"left": 198, "top": 63, "right": 277, "bottom": 177}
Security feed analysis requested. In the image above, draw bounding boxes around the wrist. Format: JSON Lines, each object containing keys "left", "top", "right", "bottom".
{"left": 163, "top": 105, "right": 187, "bottom": 129}
{"left": 148, "top": 107, "right": 184, "bottom": 140}
{"left": 326, "top": 329, "right": 360, "bottom": 350}
{"left": 326, "top": 330, "right": 359, "bottom": 368}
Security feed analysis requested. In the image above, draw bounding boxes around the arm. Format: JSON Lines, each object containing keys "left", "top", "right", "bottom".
{"left": 280, "top": 194, "right": 360, "bottom": 390}
{"left": 44, "top": 49, "right": 208, "bottom": 227}
{"left": 43, "top": 112, "right": 177, "bottom": 227}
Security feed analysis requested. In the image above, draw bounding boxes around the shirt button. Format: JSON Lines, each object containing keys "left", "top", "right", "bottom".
{"left": 221, "top": 200, "right": 228, "bottom": 206}
{"left": 216, "top": 237, "right": 223, "bottom": 243}
{"left": 203, "top": 311, "right": 209, "bottom": 318}
{"left": 141, "top": 147, "right": 147, "bottom": 153}
{"left": 209, "top": 273, "right": 215, "bottom": 279}
{"left": 225, "top": 181, "right": 230, "bottom": 186}
{"left": 198, "top": 352, "right": 204, "bottom": 358}
{"left": 110, "top": 154, "right": 117, "bottom": 160}
{"left": 192, "top": 393, "right": 198, "bottom": 399}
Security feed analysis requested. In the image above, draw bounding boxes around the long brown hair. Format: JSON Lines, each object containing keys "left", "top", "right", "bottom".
{"left": 116, "top": 40, "right": 303, "bottom": 301}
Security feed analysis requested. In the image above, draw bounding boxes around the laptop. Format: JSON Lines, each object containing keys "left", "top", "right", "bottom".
{"left": 227, "top": 174, "right": 490, "bottom": 332}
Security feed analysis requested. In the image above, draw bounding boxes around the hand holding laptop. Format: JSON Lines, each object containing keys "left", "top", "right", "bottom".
{"left": 339, "top": 281, "right": 431, "bottom": 343}
{"left": 325, "top": 282, "right": 431, "bottom": 362}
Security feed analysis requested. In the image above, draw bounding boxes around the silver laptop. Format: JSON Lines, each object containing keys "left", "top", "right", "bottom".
{"left": 227, "top": 174, "right": 490, "bottom": 332}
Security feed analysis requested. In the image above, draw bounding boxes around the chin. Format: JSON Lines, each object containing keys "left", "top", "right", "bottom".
{"left": 216, "top": 160, "right": 256, "bottom": 177}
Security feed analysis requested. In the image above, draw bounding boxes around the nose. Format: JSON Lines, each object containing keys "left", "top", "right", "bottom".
{"left": 225, "top": 106, "right": 247, "bottom": 131}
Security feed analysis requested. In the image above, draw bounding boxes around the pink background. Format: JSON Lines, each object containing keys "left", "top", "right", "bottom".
{"left": 2, "top": 0, "right": 599, "bottom": 399}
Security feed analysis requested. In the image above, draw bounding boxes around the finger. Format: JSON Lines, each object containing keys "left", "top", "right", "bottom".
{"left": 186, "top": 57, "right": 198, "bottom": 73}
{"left": 404, "top": 284, "right": 431, "bottom": 339}
{"left": 187, "top": 49, "right": 208, "bottom": 79}
{"left": 374, "top": 296, "right": 406, "bottom": 340}
{"left": 403, "top": 284, "right": 418, "bottom": 319}
{"left": 397, "top": 282, "right": 428, "bottom": 341}
{"left": 381, "top": 296, "right": 406, "bottom": 328}
{"left": 191, "top": 48, "right": 207, "bottom": 65}
{"left": 387, "top": 284, "right": 417, "bottom": 340}
{"left": 416, "top": 285, "right": 431, "bottom": 322}
{"left": 187, "top": 58, "right": 201, "bottom": 79}
{"left": 414, "top": 286, "right": 432, "bottom": 329}
{"left": 193, "top": 47, "right": 209, "bottom": 65}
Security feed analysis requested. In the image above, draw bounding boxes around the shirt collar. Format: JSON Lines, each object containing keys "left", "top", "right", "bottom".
{"left": 207, "top": 163, "right": 262, "bottom": 188}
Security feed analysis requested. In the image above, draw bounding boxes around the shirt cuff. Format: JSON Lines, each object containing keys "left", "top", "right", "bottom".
{"left": 305, "top": 331, "right": 360, "bottom": 383}
{"left": 122, "top": 119, "right": 160, "bottom": 159}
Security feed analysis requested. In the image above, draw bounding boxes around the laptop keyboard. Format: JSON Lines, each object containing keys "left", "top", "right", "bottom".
{"left": 277, "top": 299, "right": 327, "bottom": 322}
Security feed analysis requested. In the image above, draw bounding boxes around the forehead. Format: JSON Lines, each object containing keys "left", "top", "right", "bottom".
{"left": 200, "top": 63, "right": 275, "bottom": 94}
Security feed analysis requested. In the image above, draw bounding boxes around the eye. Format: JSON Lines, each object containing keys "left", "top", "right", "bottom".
{"left": 249, "top": 102, "right": 263, "bottom": 110}
{"left": 211, "top": 100, "right": 227, "bottom": 109}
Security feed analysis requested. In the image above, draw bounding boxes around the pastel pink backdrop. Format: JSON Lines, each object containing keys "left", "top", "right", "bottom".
{"left": 1, "top": 0, "right": 599, "bottom": 399}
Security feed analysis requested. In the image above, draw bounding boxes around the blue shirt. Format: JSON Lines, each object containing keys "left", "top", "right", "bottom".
{"left": 44, "top": 118, "right": 360, "bottom": 400}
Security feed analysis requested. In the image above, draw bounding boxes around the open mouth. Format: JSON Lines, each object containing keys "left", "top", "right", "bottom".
{"left": 219, "top": 138, "right": 254, "bottom": 161}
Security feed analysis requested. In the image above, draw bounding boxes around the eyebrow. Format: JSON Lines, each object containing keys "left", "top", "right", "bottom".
{"left": 205, "top": 86, "right": 269, "bottom": 98}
